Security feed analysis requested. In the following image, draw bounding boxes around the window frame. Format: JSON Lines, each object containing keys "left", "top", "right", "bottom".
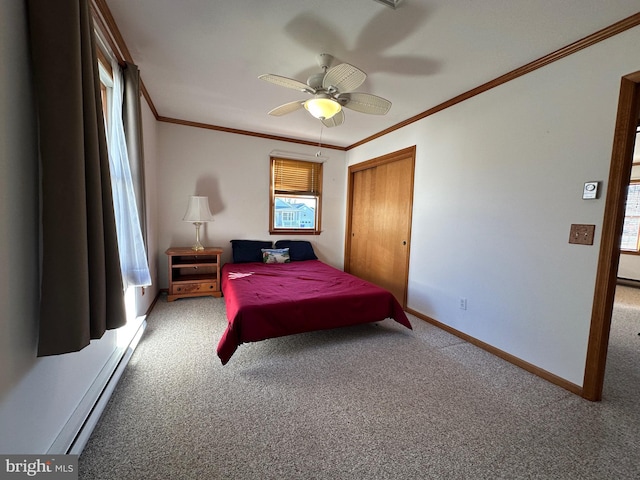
{"left": 269, "top": 156, "right": 323, "bottom": 235}
{"left": 621, "top": 176, "right": 640, "bottom": 255}
{"left": 97, "top": 47, "right": 113, "bottom": 129}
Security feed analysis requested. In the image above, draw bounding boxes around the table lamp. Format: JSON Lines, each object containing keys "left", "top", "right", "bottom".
{"left": 183, "top": 196, "right": 214, "bottom": 251}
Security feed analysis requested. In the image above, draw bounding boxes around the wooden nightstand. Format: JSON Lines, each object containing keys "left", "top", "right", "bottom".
{"left": 165, "top": 247, "right": 223, "bottom": 301}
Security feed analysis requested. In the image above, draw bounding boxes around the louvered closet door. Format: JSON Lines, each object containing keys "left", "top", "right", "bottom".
{"left": 346, "top": 147, "right": 415, "bottom": 307}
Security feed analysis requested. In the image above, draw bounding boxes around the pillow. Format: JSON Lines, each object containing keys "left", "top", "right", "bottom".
{"left": 230, "top": 240, "right": 273, "bottom": 263}
{"left": 261, "top": 248, "right": 290, "bottom": 264}
{"left": 274, "top": 240, "right": 318, "bottom": 261}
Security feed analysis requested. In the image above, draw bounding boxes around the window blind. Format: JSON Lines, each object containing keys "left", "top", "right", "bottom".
{"left": 621, "top": 182, "right": 640, "bottom": 251}
{"left": 272, "top": 158, "right": 322, "bottom": 195}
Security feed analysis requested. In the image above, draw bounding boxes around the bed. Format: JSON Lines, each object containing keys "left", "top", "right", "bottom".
{"left": 217, "top": 240, "right": 412, "bottom": 364}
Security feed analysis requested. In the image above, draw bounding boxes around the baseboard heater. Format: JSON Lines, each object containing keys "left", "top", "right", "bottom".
{"left": 617, "top": 277, "right": 640, "bottom": 288}
{"left": 46, "top": 319, "right": 147, "bottom": 455}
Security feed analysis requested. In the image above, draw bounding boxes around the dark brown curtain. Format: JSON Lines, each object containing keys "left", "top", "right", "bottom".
{"left": 122, "top": 62, "right": 148, "bottom": 250}
{"left": 28, "top": 0, "right": 126, "bottom": 356}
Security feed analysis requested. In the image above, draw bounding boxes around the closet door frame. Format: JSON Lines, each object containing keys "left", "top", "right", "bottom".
{"left": 344, "top": 146, "right": 416, "bottom": 308}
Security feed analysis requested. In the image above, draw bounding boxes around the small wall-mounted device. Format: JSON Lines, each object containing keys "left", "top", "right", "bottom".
{"left": 583, "top": 181, "right": 599, "bottom": 200}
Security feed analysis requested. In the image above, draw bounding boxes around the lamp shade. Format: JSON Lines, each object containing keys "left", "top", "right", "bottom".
{"left": 183, "top": 196, "right": 214, "bottom": 222}
{"left": 304, "top": 97, "right": 341, "bottom": 120}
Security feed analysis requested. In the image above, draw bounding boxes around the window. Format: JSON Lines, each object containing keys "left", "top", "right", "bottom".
{"left": 621, "top": 127, "right": 640, "bottom": 254}
{"left": 96, "top": 45, "right": 151, "bottom": 298}
{"left": 621, "top": 180, "right": 640, "bottom": 253}
{"left": 97, "top": 48, "right": 113, "bottom": 127}
{"left": 270, "top": 157, "right": 322, "bottom": 235}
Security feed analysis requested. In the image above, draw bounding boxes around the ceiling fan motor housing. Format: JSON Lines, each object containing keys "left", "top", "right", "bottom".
{"left": 316, "top": 53, "right": 333, "bottom": 70}
{"left": 308, "top": 53, "right": 334, "bottom": 89}
{"left": 307, "top": 72, "right": 325, "bottom": 90}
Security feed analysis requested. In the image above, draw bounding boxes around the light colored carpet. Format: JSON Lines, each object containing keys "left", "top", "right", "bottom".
{"left": 78, "top": 287, "right": 640, "bottom": 479}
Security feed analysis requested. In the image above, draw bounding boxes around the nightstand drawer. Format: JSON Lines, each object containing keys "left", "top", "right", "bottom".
{"left": 171, "top": 281, "right": 217, "bottom": 295}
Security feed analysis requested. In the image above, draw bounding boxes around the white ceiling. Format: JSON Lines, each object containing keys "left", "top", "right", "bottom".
{"left": 104, "top": 0, "right": 639, "bottom": 148}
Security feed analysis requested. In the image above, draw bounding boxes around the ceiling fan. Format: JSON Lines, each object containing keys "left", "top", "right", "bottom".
{"left": 258, "top": 53, "right": 391, "bottom": 128}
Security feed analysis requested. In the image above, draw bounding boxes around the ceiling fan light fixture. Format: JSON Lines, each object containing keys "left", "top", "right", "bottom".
{"left": 304, "top": 97, "right": 341, "bottom": 120}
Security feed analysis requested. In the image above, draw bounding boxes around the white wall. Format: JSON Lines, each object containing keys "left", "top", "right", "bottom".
{"left": 0, "top": 0, "right": 39, "bottom": 401}
{"left": 347, "top": 26, "right": 640, "bottom": 386}
{"left": 156, "top": 122, "right": 348, "bottom": 287}
{"left": 0, "top": 0, "right": 159, "bottom": 453}
{"left": 0, "top": 0, "right": 116, "bottom": 453}
{"left": 618, "top": 254, "right": 640, "bottom": 280}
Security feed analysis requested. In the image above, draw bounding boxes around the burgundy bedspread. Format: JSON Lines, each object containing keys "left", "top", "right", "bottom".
{"left": 217, "top": 260, "right": 411, "bottom": 364}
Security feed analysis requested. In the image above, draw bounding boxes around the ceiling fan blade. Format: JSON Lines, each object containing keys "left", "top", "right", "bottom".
{"left": 338, "top": 92, "right": 391, "bottom": 115}
{"left": 259, "top": 74, "right": 315, "bottom": 94}
{"left": 321, "top": 109, "right": 345, "bottom": 128}
{"left": 322, "top": 63, "right": 366, "bottom": 92}
{"left": 268, "top": 100, "right": 305, "bottom": 116}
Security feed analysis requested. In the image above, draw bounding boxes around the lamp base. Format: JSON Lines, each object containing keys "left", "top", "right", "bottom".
{"left": 191, "top": 222, "right": 205, "bottom": 251}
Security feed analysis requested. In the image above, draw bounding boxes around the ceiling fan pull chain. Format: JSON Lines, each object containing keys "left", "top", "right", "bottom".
{"left": 316, "top": 125, "right": 324, "bottom": 157}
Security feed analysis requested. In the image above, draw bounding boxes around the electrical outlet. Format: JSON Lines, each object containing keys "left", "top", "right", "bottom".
{"left": 459, "top": 298, "right": 467, "bottom": 310}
